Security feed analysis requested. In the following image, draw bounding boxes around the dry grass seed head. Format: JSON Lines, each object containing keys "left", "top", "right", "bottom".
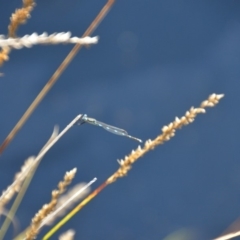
{"left": 8, "top": 0, "right": 36, "bottom": 37}
{"left": 0, "top": 0, "right": 36, "bottom": 66}
{"left": 43, "top": 183, "right": 91, "bottom": 226}
{"left": 107, "top": 93, "right": 224, "bottom": 184}
{"left": 25, "top": 168, "right": 77, "bottom": 240}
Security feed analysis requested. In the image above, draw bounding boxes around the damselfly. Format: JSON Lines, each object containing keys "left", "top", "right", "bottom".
{"left": 76, "top": 114, "right": 142, "bottom": 142}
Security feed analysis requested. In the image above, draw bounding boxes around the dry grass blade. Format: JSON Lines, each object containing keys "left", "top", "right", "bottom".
{"left": 0, "top": 115, "right": 81, "bottom": 206}
{"left": 0, "top": 0, "right": 115, "bottom": 155}
{"left": 0, "top": 208, "right": 20, "bottom": 237}
{"left": 43, "top": 93, "right": 224, "bottom": 240}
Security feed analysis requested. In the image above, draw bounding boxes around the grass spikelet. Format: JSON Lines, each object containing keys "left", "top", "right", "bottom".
{"left": 8, "top": 0, "right": 36, "bottom": 38}
{"left": 0, "top": 0, "right": 36, "bottom": 66}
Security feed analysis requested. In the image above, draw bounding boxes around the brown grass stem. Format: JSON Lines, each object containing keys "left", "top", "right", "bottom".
{"left": 0, "top": 0, "right": 115, "bottom": 155}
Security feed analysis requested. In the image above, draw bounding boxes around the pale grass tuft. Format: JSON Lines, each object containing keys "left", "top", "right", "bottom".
{"left": 59, "top": 229, "right": 75, "bottom": 240}
{"left": 0, "top": 126, "right": 59, "bottom": 208}
{"left": 107, "top": 93, "right": 224, "bottom": 184}
{"left": 0, "top": 33, "right": 99, "bottom": 49}
{"left": 58, "top": 168, "right": 77, "bottom": 193}
{"left": 25, "top": 168, "right": 77, "bottom": 240}
{"left": 0, "top": 156, "right": 34, "bottom": 211}
{"left": 13, "top": 157, "right": 35, "bottom": 192}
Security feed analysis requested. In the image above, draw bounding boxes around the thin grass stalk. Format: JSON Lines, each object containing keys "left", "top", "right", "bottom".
{"left": 0, "top": 161, "right": 38, "bottom": 240}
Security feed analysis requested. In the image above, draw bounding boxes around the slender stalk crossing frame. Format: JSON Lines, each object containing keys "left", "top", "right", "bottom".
{"left": 0, "top": 0, "right": 115, "bottom": 154}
